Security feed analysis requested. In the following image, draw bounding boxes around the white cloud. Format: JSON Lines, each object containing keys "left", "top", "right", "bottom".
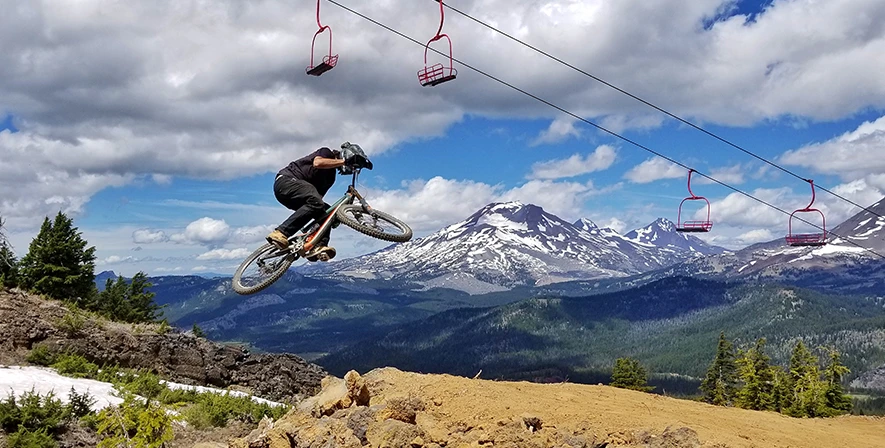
{"left": 737, "top": 229, "right": 776, "bottom": 245}
{"left": 695, "top": 164, "right": 745, "bottom": 185}
{"left": 192, "top": 266, "right": 209, "bottom": 272}
{"left": 781, "top": 115, "right": 885, "bottom": 179}
{"left": 366, "top": 177, "right": 503, "bottom": 232}
{"left": 101, "top": 255, "right": 134, "bottom": 264}
{"left": 528, "top": 145, "right": 617, "bottom": 179}
{"left": 531, "top": 116, "right": 581, "bottom": 145}
{"left": 154, "top": 267, "right": 183, "bottom": 273}
{"left": 708, "top": 187, "right": 792, "bottom": 227}
{"left": 367, "top": 176, "right": 613, "bottom": 233}
{"left": 602, "top": 217, "right": 627, "bottom": 233}
{"left": 624, "top": 158, "right": 685, "bottom": 184}
{"left": 132, "top": 229, "right": 169, "bottom": 244}
{"left": 196, "top": 248, "right": 251, "bottom": 261}
{"left": 152, "top": 174, "right": 173, "bottom": 185}
{"left": 170, "top": 218, "right": 231, "bottom": 246}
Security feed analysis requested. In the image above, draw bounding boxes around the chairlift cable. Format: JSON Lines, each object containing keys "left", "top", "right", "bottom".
{"left": 439, "top": 1, "right": 885, "bottom": 221}
{"left": 324, "top": 0, "right": 885, "bottom": 261}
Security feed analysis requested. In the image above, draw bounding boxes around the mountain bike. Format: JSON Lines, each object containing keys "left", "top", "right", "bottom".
{"left": 231, "top": 143, "right": 413, "bottom": 295}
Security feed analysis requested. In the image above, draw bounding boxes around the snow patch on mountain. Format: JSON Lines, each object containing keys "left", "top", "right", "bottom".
{"left": 303, "top": 202, "right": 727, "bottom": 292}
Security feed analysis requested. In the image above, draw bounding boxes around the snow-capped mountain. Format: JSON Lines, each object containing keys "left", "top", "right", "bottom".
{"left": 304, "top": 202, "right": 726, "bottom": 293}
{"left": 642, "top": 197, "right": 885, "bottom": 292}
{"left": 624, "top": 218, "right": 724, "bottom": 256}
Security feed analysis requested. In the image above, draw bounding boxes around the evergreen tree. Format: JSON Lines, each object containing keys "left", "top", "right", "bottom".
{"left": 95, "top": 272, "right": 162, "bottom": 323}
{"left": 0, "top": 216, "right": 17, "bottom": 287}
{"left": 610, "top": 357, "right": 655, "bottom": 392}
{"left": 735, "top": 338, "right": 775, "bottom": 411}
{"left": 822, "top": 348, "right": 852, "bottom": 415}
{"left": 125, "top": 272, "right": 162, "bottom": 323}
{"left": 19, "top": 212, "right": 96, "bottom": 305}
{"left": 700, "top": 331, "right": 738, "bottom": 405}
{"left": 785, "top": 340, "right": 826, "bottom": 417}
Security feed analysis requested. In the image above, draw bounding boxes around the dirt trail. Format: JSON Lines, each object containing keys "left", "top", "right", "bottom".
{"left": 369, "top": 368, "right": 884, "bottom": 447}
{"left": 241, "top": 367, "right": 885, "bottom": 448}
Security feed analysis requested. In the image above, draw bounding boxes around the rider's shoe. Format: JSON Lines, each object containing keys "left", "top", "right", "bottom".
{"left": 265, "top": 229, "right": 289, "bottom": 250}
{"left": 305, "top": 246, "right": 336, "bottom": 262}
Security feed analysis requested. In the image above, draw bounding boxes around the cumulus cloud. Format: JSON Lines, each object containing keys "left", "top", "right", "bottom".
{"left": 781, "top": 115, "right": 885, "bottom": 179}
{"left": 708, "top": 187, "right": 792, "bottom": 227}
{"left": 531, "top": 116, "right": 582, "bottom": 145}
{"left": 737, "top": 229, "right": 776, "bottom": 245}
{"left": 195, "top": 248, "right": 251, "bottom": 261}
{"left": 132, "top": 229, "right": 169, "bottom": 244}
{"left": 624, "top": 158, "right": 685, "bottom": 184}
{"left": 602, "top": 217, "right": 628, "bottom": 234}
{"left": 367, "top": 175, "right": 613, "bottom": 232}
{"left": 169, "top": 218, "right": 231, "bottom": 246}
{"left": 528, "top": 145, "right": 617, "bottom": 179}
{"left": 696, "top": 164, "right": 745, "bottom": 185}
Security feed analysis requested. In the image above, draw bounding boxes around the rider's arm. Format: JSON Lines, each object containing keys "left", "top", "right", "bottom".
{"left": 313, "top": 157, "right": 345, "bottom": 169}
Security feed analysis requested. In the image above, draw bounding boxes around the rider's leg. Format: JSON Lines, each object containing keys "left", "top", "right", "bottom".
{"left": 267, "top": 177, "right": 325, "bottom": 248}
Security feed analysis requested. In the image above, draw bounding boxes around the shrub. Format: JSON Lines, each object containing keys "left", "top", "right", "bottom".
{"left": 26, "top": 345, "right": 57, "bottom": 366}
{"left": 7, "top": 427, "right": 57, "bottom": 448}
{"left": 55, "top": 312, "right": 87, "bottom": 337}
{"left": 51, "top": 354, "right": 99, "bottom": 379}
{"left": 95, "top": 394, "right": 174, "bottom": 448}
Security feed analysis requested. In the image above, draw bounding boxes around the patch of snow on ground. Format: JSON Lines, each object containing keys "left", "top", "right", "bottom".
{"left": 853, "top": 220, "right": 884, "bottom": 238}
{"left": 0, "top": 366, "right": 284, "bottom": 412}
{"left": 855, "top": 218, "right": 872, "bottom": 230}
{"left": 0, "top": 366, "right": 123, "bottom": 411}
{"left": 476, "top": 213, "right": 529, "bottom": 232}
{"left": 811, "top": 244, "right": 869, "bottom": 256}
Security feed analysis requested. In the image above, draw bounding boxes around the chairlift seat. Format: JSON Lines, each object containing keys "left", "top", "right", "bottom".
{"left": 676, "top": 221, "right": 713, "bottom": 233}
{"left": 785, "top": 233, "right": 827, "bottom": 247}
{"left": 419, "top": 64, "right": 457, "bottom": 87}
{"left": 306, "top": 54, "right": 338, "bottom": 76}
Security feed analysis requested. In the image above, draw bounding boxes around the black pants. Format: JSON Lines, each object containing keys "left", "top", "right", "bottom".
{"left": 274, "top": 176, "right": 331, "bottom": 242}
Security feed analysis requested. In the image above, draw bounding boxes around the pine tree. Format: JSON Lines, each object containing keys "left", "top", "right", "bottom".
{"left": 735, "top": 338, "right": 775, "bottom": 411}
{"left": 0, "top": 216, "right": 17, "bottom": 288}
{"left": 125, "top": 272, "right": 162, "bottom": 323}
{"left": 19, "top": 212, "right": 96, "bottom": 304}
{"left": 610, "top": 357, "right": 655, "bottom": 392}
{"left": 95, "top": 272, "right": 162, "bottom": 323}
{"left": 785, "top": 340, "right": 826, "bottom": 417}
{"left": 822, "top": 348, "right": 852, "bottom": 415}
{"left": 700, "top": 331, "right": 739, "bottom": 405}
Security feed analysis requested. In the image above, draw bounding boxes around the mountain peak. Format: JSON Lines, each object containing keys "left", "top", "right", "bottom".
{"left": 574, "top": 218, "right": 598, "bottom": 232}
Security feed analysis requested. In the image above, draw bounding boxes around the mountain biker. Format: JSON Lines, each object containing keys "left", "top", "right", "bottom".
{"left": 266, "top": 146, "right": 371, "bottom": 262}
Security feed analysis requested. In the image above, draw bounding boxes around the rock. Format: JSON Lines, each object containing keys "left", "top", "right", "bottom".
{"left": 642, "top": 427, "right": 701, "bottom": 448}
{"left": 298, "top": 375, "right": 352, "bottom": 417}
{"left": 0, "top": 288, "right": 326, "bottom": 403}
{"left": 378, "top": 395, "right": 425, "bottom": 424}
{"left": 522, "top": 414, "right": 543, "bottom": 432}
{"left": 366, "top": 419, "right": 423, "bottom": 448}
{"left": 344, "top": 370, "right": 371, "bottom": 406}
{"left": 191, "top": 443, "right": 228, "bottom": 448}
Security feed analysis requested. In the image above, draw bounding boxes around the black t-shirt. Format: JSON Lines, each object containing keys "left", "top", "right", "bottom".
{"left": 278, "top": 147, "right": 338, "bottom": 195}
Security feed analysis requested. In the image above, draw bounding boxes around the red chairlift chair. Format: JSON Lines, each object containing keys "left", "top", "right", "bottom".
{"left": 418, "top": 0, "right": 457, "bottom": 87}
{"left": 306, "top": 0, "right": 338, "bottom": 76}
{"left": 676, "top": 169, "right": 713, "bottom": 233}
{"left": 786, "top": 179, "right": 827, "bottom": 246}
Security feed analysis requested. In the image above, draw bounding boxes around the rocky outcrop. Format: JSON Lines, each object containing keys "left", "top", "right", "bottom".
{"left": 0, "top": 288, "right": 325, "bottom": 402}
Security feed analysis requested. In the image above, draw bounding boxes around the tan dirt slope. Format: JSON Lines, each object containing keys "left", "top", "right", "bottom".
{"left": 240, "top": 368, "right": 885, "bottom": 448}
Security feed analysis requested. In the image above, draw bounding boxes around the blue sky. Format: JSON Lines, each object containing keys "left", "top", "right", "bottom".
{"left": 2, "top": 0, "right": 884, "bottom": 276}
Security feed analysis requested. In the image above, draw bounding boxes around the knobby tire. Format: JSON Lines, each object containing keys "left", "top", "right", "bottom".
{"left": 336, "top": 205, "right": 413, "bottom": 243}
{"left": 232, "top": 243, "right": 295, "bottom": 295}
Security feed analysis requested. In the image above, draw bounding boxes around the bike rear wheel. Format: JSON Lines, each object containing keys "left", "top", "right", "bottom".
{"left": 232, "top": 243, "right": 296, "bottom": 295}
{"left": 336, "top": 205, "right": 413, "bottom": 243}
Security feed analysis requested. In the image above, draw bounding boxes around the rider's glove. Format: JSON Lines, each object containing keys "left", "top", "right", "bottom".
{"left": 345, "top": 154, "right": 373, "bottom": 170}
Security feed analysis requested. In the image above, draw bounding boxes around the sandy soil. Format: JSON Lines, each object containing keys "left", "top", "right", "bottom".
{"left": 359, "top": 368, "right": 885, "bottom": 448}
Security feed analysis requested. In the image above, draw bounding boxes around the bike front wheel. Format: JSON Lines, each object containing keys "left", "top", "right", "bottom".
{"left": 232, "top": 243, "right": 296, "bottom": 295}
{"left": 336, "top": 205, "right": 413, "bottom": 243}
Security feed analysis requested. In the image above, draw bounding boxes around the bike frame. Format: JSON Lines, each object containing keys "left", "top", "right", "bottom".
{"left": 285, "top": 168, "right": 370, "bottom": 255}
